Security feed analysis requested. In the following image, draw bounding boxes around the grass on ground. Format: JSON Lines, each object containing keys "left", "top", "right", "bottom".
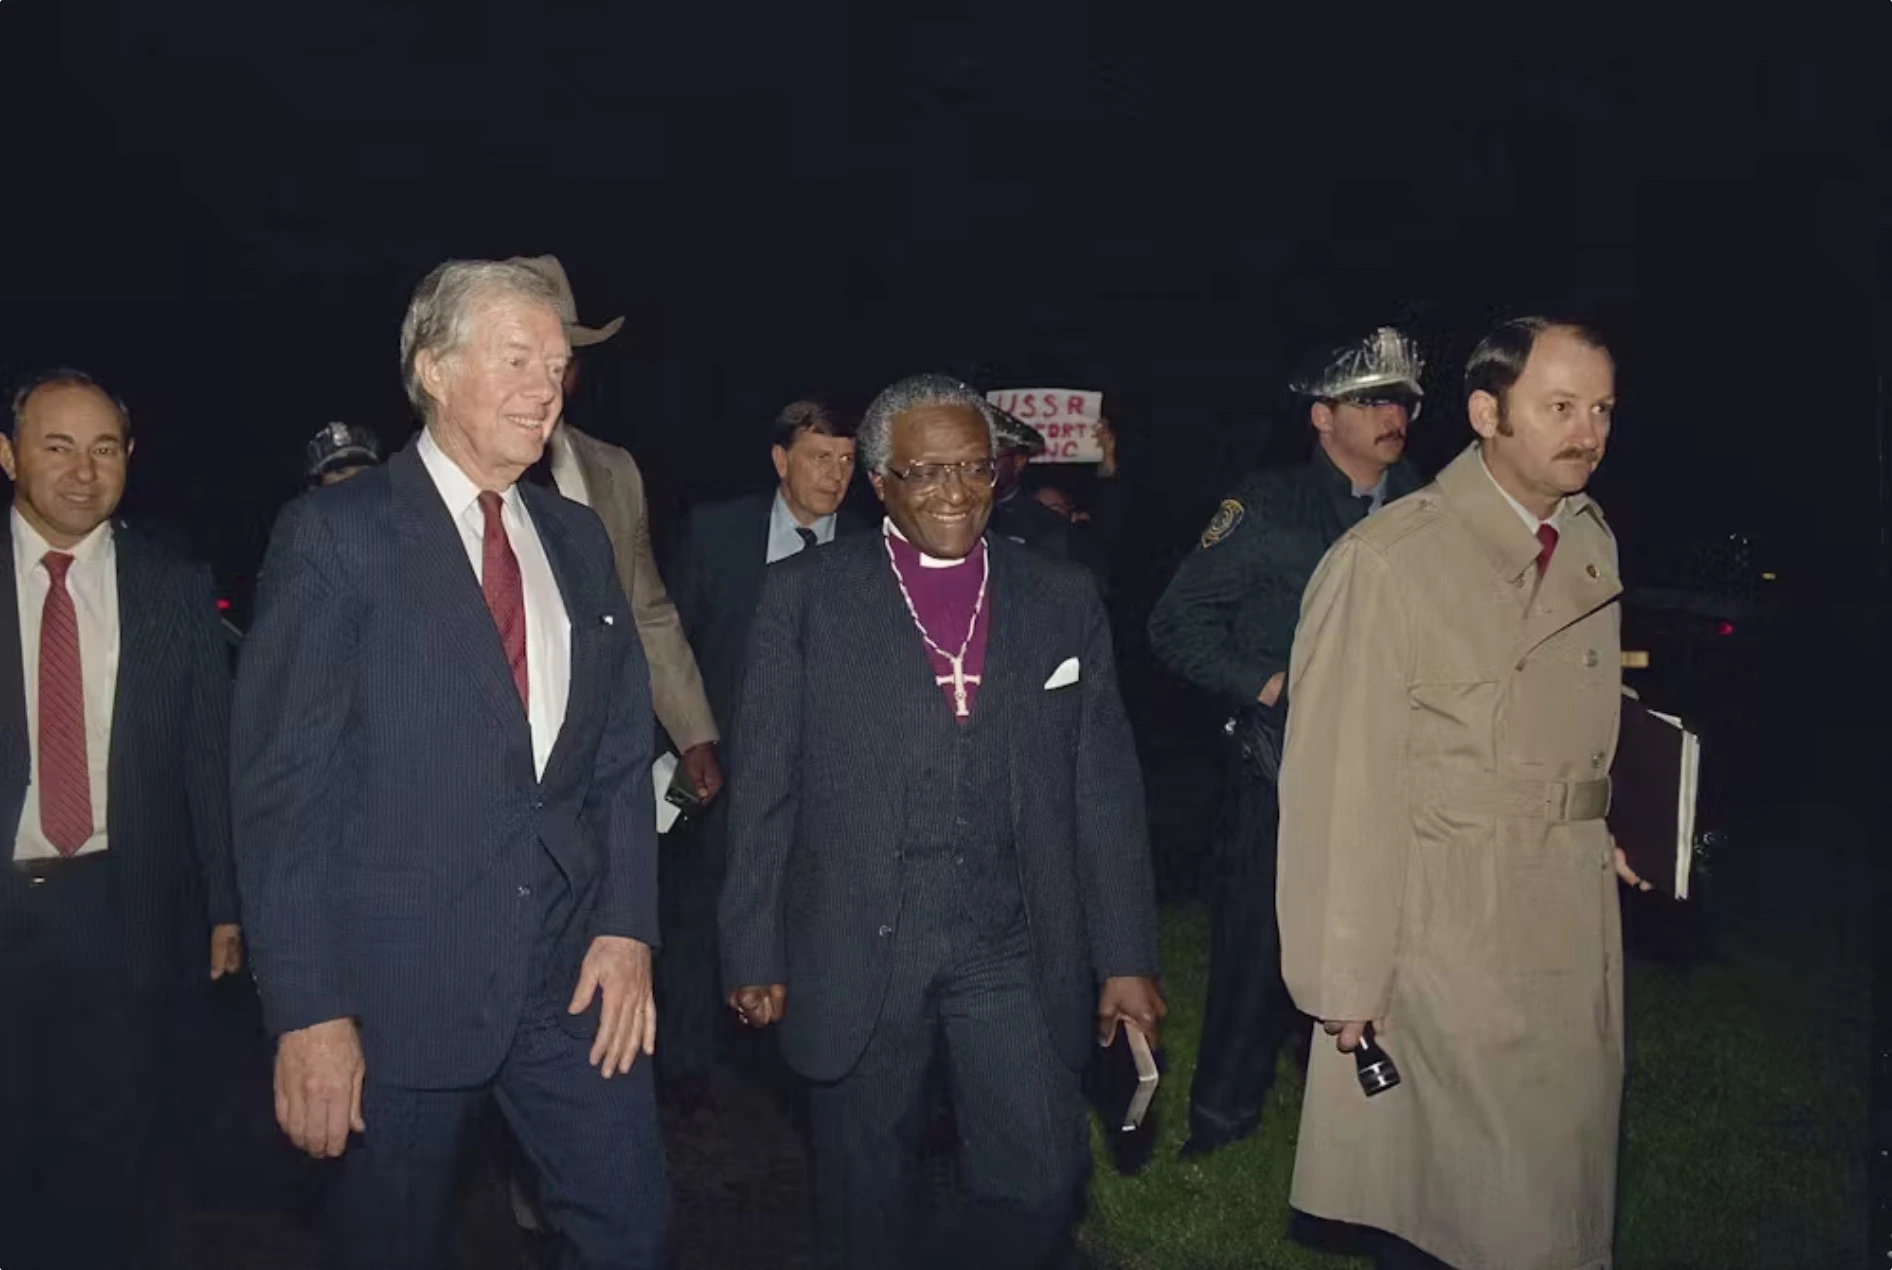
{"left": 1080, "top": 888, "right": 1869, "bottom": 1270}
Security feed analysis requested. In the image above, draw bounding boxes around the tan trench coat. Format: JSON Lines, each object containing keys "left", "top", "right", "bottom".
{"left": 1278, "top": 444, "right": 1625, "bottom": 1270}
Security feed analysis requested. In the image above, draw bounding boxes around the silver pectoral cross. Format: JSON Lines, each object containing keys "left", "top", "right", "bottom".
{"left": 936, "top": 655, "right": 982, "bottom": 719}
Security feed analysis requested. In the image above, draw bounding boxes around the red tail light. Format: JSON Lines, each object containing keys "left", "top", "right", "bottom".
{"left": 1715, "top": 620, "right": 1734, "bottom": 636}
{"left": 216, "top": 598, "right": 232, "bottom": 612}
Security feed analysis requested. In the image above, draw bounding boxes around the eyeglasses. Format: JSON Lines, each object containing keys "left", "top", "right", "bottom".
{"left": 1331, "top": 392, "right": 1423, "bottom": 420}
{"left": 884, "top": 460, "right": 998, "bottom": 491}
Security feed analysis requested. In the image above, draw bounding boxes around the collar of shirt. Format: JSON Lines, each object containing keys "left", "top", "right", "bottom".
{"left": 767, "top": 489, "right": 837, "bottom": 563}
{"left": 1352, "top": 474, "right": 1387, "bottom": 511}
{"left": 1479, "top": 449, "right": 1564, "bottom": 535}
{"left": 882, "top": 517, "right": 967, "bottom": 569}
{"left": 11, "top": 506, "right": 114, "bottom": 580}
{"left": 547, "top": 427, "right": 590, "bottom": 507}
{"left": 418, "top": 426, "right": 526, "bottom": 531}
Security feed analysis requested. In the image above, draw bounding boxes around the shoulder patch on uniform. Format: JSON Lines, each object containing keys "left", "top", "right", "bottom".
{"left": 1199, "top": 499, "right": 1244, "bottom": 548}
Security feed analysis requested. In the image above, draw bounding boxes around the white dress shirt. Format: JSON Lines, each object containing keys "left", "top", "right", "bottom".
{"left": 767, "top": 490, "right": 837, "bottom": 564}
{"left": 548, "top": 428, "right": 591, "bottom": 508}
{"left": 418, "top": 429, "right": 571, "bottom": 779}
{"left": 11, "top": 508, "right": 119, "bottom": 861}
{"left": 1480, "top": 449, "right": 1565, "bottom": 536}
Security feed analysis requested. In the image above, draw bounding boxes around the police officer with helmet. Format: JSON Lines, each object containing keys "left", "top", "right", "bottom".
{"left": 1148, "top": 327, "right": 1426, "bottom": 1157}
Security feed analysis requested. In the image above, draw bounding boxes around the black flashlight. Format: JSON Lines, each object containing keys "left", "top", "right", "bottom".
{"left": 1355, "top": 1022, "right": 1401, "bottom": 1096}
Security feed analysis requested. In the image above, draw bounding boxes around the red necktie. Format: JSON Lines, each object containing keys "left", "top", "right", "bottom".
{"left": 478, "top": 492, "right": 529, "bottom": 709}
{"left": 1534, "top": 523, "right": 1560, "bottom": 578}
{"left": 39, "top": 551, "right": 93, "bottom": 856}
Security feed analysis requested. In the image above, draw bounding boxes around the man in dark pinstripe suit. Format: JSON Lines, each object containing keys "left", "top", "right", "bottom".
{"left": 233, "top": 260, "right": 667, "bottom": 1269}
{"left": 721, "top": 373, "right": 1165, "bottom": 1270}
{"left": 0, "top": 370, "right": 241, "bottom": 1270}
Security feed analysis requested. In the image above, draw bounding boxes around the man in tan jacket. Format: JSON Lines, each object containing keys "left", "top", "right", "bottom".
{"left": 1278, "top": 318, "right": 1646, "bottom": 1270}
{"left": 508, "top": 255, "right": 721, "bottom": 798}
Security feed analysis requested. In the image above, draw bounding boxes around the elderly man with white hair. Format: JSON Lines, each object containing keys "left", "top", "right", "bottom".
{"left": 720, "top": 372, "right": 1163, "bottom": 1270}
{"left": 233, "top": 258, "right": 668, "bottom": 1268}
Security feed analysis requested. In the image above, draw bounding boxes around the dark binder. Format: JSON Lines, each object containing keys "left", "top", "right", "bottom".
{"left": 1607, "top": 696, "right": 1700, "bottom": 899}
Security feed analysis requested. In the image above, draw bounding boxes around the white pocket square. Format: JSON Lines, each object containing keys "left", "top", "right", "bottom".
{"left": 1043, "top": 657, "right": 1081, "bottom": 690}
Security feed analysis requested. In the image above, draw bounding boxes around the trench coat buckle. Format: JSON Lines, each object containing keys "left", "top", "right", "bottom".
{"left": 1552, "top": 777, "right": 1613, "bottom": 822}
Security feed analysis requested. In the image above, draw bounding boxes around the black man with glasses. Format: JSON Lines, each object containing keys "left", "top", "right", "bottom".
{"left": 720, "top": 374, "right": 1163, "bottom": 1270}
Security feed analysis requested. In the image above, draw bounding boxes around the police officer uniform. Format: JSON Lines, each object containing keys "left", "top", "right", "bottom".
{"left": 1147, "top": 328, "right": 1426, "bottom": 1155}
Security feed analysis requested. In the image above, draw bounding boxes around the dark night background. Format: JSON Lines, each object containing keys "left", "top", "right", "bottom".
{"left": 3, "top": 5, "right": 1884, "bottom": 610}
{"left": 2, "top": 4, "right": 1889, "bottom": 1263}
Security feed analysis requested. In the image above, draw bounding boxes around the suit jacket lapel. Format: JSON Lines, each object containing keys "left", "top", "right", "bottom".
{"left": 726, "top": 495, "right": 772, "bottom": 619}
{"left": 390, "top": 445, "right": 533, "bottom": 748}
{"left": 1436, "top": 444, "right": 1547, "bottom": 590}
{"left": 0, "top": 521, "right": 27, "bottom": 802}
{"left": 1518, "top": 502, "right": 1622, "bottom": 655}
{"left": 978, "top": 538, "right": 1028, "bottom": 725}
{"left": 519, "top": 483, "right": 597, "bottom": 784}
{"left": 1436, "top": 446, "right": 1622, "bottom": 654}
{"left": 980, "top": 539, "right": 1035, "bottom": 830}
{"left": 109, "top": 530, "right": 167, "bottom": 776}
{"left": 844, "top": 534, "right": 940, "bottom": 738}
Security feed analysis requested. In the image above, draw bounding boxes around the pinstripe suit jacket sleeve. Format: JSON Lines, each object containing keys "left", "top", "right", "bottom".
{"left": 717, "top": 559, "right": 803, "bottom": 990}
{"left": 1071, "top": 571, "right": 1160, "bottom": 980}
{"left": 230, "top": 496, "right": 360, "bottom": 1035}
{"left": 178, "top": 557, "right": 239, "bottom": 927}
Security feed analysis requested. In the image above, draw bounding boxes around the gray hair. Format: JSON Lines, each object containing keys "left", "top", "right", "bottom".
{"left": 857, "top": 373, "right": 998, "bottom": 474}
{"left": 398, "top": 259, "right": 567, "bottom": 422}
{"left": 9, "top": 367, "right": 132, "bottom": 439}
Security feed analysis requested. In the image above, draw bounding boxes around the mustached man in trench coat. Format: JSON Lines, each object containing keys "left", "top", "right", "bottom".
{"left": 1278, "top": 318, "right": 1648, "bottom": 1270}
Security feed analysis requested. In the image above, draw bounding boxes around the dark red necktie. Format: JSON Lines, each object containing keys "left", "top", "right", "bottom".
{"left": 39, "top": 551, "right": 93, "bottom": 856}
{"left": 478, "top": 492, "right": 529, "bottom": 709}
{"left": 1534, "top": 523, "right": 1560, "bottom": 578}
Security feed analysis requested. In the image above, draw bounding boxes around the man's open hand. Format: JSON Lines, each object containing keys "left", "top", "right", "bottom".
{"left": 569, "top": 936, "right": 657, "bottom": 1078}
{"left": 728, "top": 984, "right": 787, "bottom": 1028}
{"left": 1096, "top": 976, "right": 1166, "bottom": 1048}
{"left": 275, "top": 1017, "right": 365, "bottom": 1159}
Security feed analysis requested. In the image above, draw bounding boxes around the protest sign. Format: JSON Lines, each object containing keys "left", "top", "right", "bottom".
{"left": 985, "top": 389, "right": 1104, "bottom": 463}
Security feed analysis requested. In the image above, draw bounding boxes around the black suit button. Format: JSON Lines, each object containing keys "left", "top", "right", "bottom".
{"left": 877, "top": 924, "right": 894, "bottom": 938}
{"left": 517, "top": 885, "right": 532, "bottom": 899}
{"left": 531, "top": 799, "right": 544, "bottom": 812}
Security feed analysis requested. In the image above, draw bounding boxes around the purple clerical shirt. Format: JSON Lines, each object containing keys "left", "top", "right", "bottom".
{"left": 884, "top": 524, "right": 990, "bottom": 724}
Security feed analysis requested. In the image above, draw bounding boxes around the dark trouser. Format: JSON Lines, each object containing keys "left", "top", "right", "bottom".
{"left": 1370, "top": 1230, "right": 1456, "bottom": 1269}
{"left": 808, "top": 869, "right": 1088, "bottom": 1270}
{"left": 0, "top": 854, "right": 166, "bottom": 1270}
{"left": 654, "top": 804, "right": 729, "bottom": 1085}
{"left": 1187, "top": 745, "right": 1301, "bottom": 1144}
{"left": 332, "top": 861, "right": 669, "bottom": 1270}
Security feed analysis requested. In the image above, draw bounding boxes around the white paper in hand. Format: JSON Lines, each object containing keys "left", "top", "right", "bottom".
{"left": 652, "top": 751, "right": 683, "bottom": 835}
{"left": 1123, "top": 1024, "right": 1160, "bottom": 1130}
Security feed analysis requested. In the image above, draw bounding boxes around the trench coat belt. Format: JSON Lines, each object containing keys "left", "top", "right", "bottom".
{"left": 1427, "top": 774, "right": 1612, "bottom": 822}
